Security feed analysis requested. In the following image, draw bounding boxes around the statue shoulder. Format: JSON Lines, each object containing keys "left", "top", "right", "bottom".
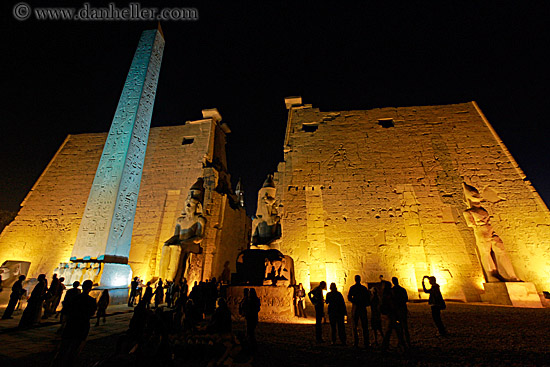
{"left": 196, "top": 215, "right": 207, "bottom": 227}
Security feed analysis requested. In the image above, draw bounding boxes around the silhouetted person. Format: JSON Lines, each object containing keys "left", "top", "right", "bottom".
{"left": 391, "top": 277, "right": 411, "bottom": 348}
{"left": 154, "top": 279, "right": 164, "bottom": 308}
{"left": 242, "top": 288, "right": 261, "bottom": 349}
{"left": 172, "top": 282, "right": 181, "bottom": 306}
{"left": 204, "top": 279, "right": 218, "bottom": 317}
{"left": 51, "top": 277, "right": 66, "bottom": 317}
{"left": 19, "top": 273, "right": 47, "bottom": 328}
{"left": 423, "top": 276, "right": 447, "bottom": 336}
{"left": 238, "top": 288, "right": 250, "bottom": 318}
{"left": 326, "top": 283, "right": 347, "bottom": 345}
{"left": 370, "top": 287, "right": 384, "bottom": 345}
{"left": 348, "top": 275, "right": 370, "bottom": 348}
{"left": 58, "top": 281, "right": 81, "bottom": 334}
{"left": 206, "top": 297, "right": 232, "bottom": 334}
{"left": 183, "top": 298, "right": 200, "bottom": 332}
{"left": 178, "top": 279, "right": 188, "bottom": 308}
{"left": 296, "top": 283, "right": 307, "bottom": 318}
{"left": 128, "top": 277, "right": 139, "bottom": 307}
{"left": 127, "top": 300, "right": 149, "bottom": 348}
{"left": 308, "top": 281, "right": 326, "bottom": 343}
{"left": 143, "top": 281, "right": 153, "bottom": 308}
{"left": 95, "top": 289, "right": 110, "bottom": 326}
{"left": 381, "top": 279, "right": 407, "bottom": 353}
{"left": 43, "top": 274, "right": 60, "bottom": 317}
{"left": 52, "top": 279, "right": 97, "bottom": 366}
{"left": 2, "top": 275, "right": 26, "bottom": 319}
{"left": 137, "top": 278, "right": 144, "bottom": 303}
{"left": 220, "top": 260, "right": 231, "bottom": 284}
{"left": 165, "top": 281, "right": 173, "bottom": 308}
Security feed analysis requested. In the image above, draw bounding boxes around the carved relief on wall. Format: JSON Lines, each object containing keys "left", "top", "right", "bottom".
{"left": 462, "top": 182, "right": 520, "bottom": 282}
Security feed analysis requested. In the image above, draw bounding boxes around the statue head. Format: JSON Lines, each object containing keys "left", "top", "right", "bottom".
{"left": 463, "top": 182, "right": 482, "bottom": 207}
{"left": 256, "top": 175, "right": 277, "bottom": 218}
{"left": 183, "top": 178, "right": 205, "bottom": 216}
{"left": 184, "top": 196, "right": 202, "bottom": 216}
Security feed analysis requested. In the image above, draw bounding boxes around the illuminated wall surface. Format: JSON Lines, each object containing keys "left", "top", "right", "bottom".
{"left": 275, "top": 102, "right": 550, "bottom": 301}
{"left": 0, "top": 121, "right": 249, "bottom": 286}
{"left": 72, "top": 28, "right": 164, "bottom": 261}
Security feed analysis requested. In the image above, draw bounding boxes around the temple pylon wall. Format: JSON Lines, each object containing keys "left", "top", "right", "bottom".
{"left": 0, "top": 120, "right": 250, "bottom": 285}
{"left": 275, "top": 101, "right": 550, "bottom": 301}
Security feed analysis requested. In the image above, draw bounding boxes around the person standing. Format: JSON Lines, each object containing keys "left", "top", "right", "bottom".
{"left": 165, "top": 281, "right": 174, "bottom": 308}
{"left": 391, "top": 277, "right": 411, "bottom": 348}
{"left": 370, "top": 287, "right": 384, "bottom": 345}
{"left": 423, "top": 276, "right": 447, "bottom": 336}
{"left": 238, "top": 288, "right": 249, "bottom": 318}
{"left": 95, "top": 289, "right": 110, "bottom": 326}
{"left": 348, "top": 275, "right": 370, "bottom": 349}
{"left": 296, "top": 283, "right": 307, "bottom": 318}
{"left": 154, "top": 279, "right": 164, "bottom": 308}
{"left": 128, "top": 277, "right": 139, "bottom": 307}
{"left": 381, "top": 279, "right": 407, "bottom": 353}
{"left": 172, "top": 281, "right": 181, "bottom": 306}
{"left": 43, "top": 274, "right": 60, "bottom": 317}
{"left": 51, "top": 277, "right": 66, "bottom": 317}
{"left": 19, "top": 274, "right": 47, "bottom": 328}
{"left": 325, "top": 283, "right": 347, "bottom": 345}
{"left": 243, "top": 288, "right": 261, "bottom": 350}
{"left": 2, "top": 275, "right": 26, "bottom": 319}
{"left": 181, "top": 279, "right": 189, "bottom": 302}
{"left": 308, "top": 281, "right": 326, "bottom": 343}
{"left": 58, "top": 281, "right": 81, "bottom": 334}
{"left": 52, "top": 279, "right": 97, "bottom": 366}
{"left": 206, "top": 297, "right": 232, "bottom": 334}
{"left": 137, "top": 278, "right": 144, "bottom": 303}
{"left": 142, "top": 281, "right": 153, "bottom": 308}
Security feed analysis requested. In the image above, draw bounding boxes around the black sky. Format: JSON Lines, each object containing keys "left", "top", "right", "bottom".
{"left": 2, "top": 1, "right": 549, "bottom": 216}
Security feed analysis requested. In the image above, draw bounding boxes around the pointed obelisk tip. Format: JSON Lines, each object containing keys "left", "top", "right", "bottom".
{"left": 157, "top": 22, "right": 165, "bottom": 39}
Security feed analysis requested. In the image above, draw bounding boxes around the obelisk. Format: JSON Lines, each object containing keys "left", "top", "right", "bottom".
{"left": 70, "top": 27, "right": 165, "bottom": 288}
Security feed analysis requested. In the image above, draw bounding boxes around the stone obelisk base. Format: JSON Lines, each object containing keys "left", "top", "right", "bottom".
{"left": 226, "top": 285, "right": 294, "bottom": 321}
{"left": 481, "top": 282, "right": 543, "bottom": 308}
{"left": 99, "top": 263, "right": 133, "bottom": 288}
{"left": 90, "top": 285, "right": 130, "bottom": 306}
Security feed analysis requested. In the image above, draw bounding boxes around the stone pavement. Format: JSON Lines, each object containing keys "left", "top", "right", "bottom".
{"left": 0, "top": 304, "right": 134, "bottom": 364}
{"left": 0, "top": 302, "right": 549, "bottom": 366}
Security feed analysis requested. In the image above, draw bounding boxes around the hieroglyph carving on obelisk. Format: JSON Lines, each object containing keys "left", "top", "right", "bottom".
{"left": 70, "top": 27, "right": 164, "bottom": 286}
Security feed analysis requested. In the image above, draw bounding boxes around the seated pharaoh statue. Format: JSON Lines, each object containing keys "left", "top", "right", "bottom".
{"left": 233, "top": 174, "right": 295, "bottom": 287}
{"left": 159, "top": 178, "right": 206, "bottom": 282}
{"left": 250, "top": 175, "right": 282, "bottom": 250}
{"left": 462, "top": 182, "right": 520, "bottom": 282}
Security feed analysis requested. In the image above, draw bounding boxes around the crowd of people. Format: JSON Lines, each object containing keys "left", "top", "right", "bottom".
{"left": 106, "top": 277, "right": 253, "bottom": 366}
{"left": 2, "top": 274, "right": 252, "bottom": 365}
{"left": 0, "top": 271, "right": 448, "bottom": 364}
{"left": 307, "top": 274, "right": 448, "bottom": 354}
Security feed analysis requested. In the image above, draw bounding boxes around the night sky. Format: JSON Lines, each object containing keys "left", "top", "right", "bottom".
{"left": 2, "top": 1, "right": 549, "bottom": 217}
